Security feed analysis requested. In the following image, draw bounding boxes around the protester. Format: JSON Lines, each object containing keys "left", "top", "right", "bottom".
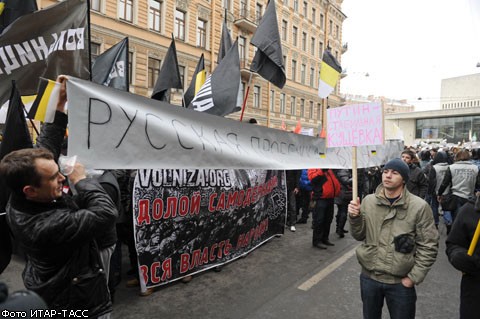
{"left": 348, "top": 158, "right": 439, "bottom": 319}
{"left": 438, "top": 149, "right": 480, "bottom": 224}
{"left": 286, "top": 170, "right": 301, "bottom": 232}
{"left": 308, "top": 168, "right": 341, "bottom": 249}
{"left": 401, "top": 150, "right": 428, "bottom": 199}
{"left": 446, "top": 194, "right": 480, "bottom": 319}
{"left": 0, "top": 148, "right": 116, "bottom": 316}
{"left": 297, "top": 169, "right": 312, "bottom": 224}
{"left": 427, "top": 151, "right": 451, "bottom": 230}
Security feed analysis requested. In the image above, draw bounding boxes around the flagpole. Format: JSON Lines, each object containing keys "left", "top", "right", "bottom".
{"left": 21, "top": 103, "right": 39, "bottom": 136}
{"left": 239, "top": 72, "right": 254, "bottom": 122}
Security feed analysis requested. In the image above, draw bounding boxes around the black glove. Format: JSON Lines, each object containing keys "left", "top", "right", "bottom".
{"left": 393, "top": 234, "right": 415, "bottom": 254}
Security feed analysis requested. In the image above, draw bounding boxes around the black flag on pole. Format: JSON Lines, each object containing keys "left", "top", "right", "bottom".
{"left": 0, "top": 0, "right": 90, "bottom": 109}
{"left": 92, "top": 37, "right": 129, "bottom": 91}
{"left": 151, "top": 36, "right": 183, "bottom": 102}
{"left": 250, "top": 0, "right": 285, "bottom": 89}
{"left": 217, "top": 20, "right": 233, "bottom": 64}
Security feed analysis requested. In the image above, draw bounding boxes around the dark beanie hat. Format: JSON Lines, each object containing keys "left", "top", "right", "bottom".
{"left": 383, "top": 158, "right": 410, "bottom": 183}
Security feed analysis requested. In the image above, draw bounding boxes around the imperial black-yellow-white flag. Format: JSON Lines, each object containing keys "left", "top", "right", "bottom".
{"left": 183, "top": 54, "right": 206, "bottom": 108}
{"left": 318, "top": 50, "right": 342, "bottom": 98}
{"left": 0, "top": 0, "right": 89, "bottom": 109}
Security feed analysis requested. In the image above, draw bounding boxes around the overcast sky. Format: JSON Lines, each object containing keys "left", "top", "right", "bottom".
{"left": 340, "top": 0, "right": 480, "bottom": 111}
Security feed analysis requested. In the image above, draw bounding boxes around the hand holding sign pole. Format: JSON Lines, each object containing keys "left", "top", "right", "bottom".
{"left": 327, "top": 102, "right": 384, "bottom": 200}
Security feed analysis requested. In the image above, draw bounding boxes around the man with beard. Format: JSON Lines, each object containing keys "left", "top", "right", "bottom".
{"left": 348, "top": 158, "right": 439, "bottom": 319}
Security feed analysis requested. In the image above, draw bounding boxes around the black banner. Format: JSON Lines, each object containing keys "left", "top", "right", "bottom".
{"left": 133, "top": 169, "right": 286, "bottom": 288}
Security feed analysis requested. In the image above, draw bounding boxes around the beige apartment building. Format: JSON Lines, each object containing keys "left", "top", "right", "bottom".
{"left": 40, "top": 0, "right": 346, "bottom": 133}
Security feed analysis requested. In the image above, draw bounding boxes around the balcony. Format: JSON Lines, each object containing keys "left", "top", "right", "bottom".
{"left": 234, "top": 8, "right": 258, "bottom": 33}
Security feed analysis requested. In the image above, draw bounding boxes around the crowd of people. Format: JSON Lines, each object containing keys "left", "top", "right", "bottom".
{"left": 0, "top": 76, "right": 479, "bottom": 318}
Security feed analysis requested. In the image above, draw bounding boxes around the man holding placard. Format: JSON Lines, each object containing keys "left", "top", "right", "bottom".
{"left": 348, "top": 158, "right": 439, "bottom": 319}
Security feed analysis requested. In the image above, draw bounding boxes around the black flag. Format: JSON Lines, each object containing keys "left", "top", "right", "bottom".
{"left": 92, "top": 37, "right": 129, "bottom": 91}
{"left": 0, "top": 0, "right": 38, "bottom": 34}
{"left": 217, "top": 20, "right": 232, "bottom": 64}
{"left": 250, "top": 0, "right": 285, "bottom": 89}
{"left": 0, "top": 82, "right": 33, "bottom": 160}
{"left": 151, "top": 36, "right": 183, "bottom": 102}
{"left": 188, "top": 40, "right": 240, "bottom": 117}
{"left": 0, "top": 0, "right": 90, "bottom": 108}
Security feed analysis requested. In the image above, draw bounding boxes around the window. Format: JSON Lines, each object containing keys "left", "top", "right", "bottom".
{"left": 282, "top": 20, "right": 288, "bottom": 41}
{"left": 240, "top": 82, "right": 245, "bottom": 102}
{"left": 148, "top": 57, "right": 161, "bottom": 89}
{"left": 175, "top": 9, "right": 186, "bottom": 41}
{"left": 91, "top": 43, "right": 100, "bottom": 64}
{"left": 239, "top": 36, "right": 246, "bottom": 63}
{"left": 300, "top": 98, "right": 305, "bottom": 117}
{"left": 149, "top": 0, "right": 162, "bottom": 32}
{"left": 329, "top": 20, "right": 333, "bottom": 34}
{"left": 270, "top": 90, "right": 275, "bottom": 112}
{"left": 319, "top": 41, "right": 323, "bottom": 58}
{"left": 311, "top": 37, "right": 315, "bottom": 55}
{"left": 290, "top": 96, "right": 296, "bottom": 115}
{"left": 197, "top": 18, "right": 207, "bottom": 48}
{"left": 254, "top": 86, "right": 261, "bottom": 108}
{"left": 283, "top": 54, "right": 287, "bottom": 70}
{"left": 317, "top": 103, "right": 321, "bottom": 120}
{"left": 303, "top": 1, "right": 307, "bottom": 17}
{"left": 280, "top": 93, "right": 286, "bottom": 113}
{"left": 223, "top": 0, "right": 231, "bottom": 10}
{"left": 119, "top": 0, "right": 133, "bottom": 22}
{"left": 309, "top": 101, "right": 314, "bottom": 119}
{"left": 292, "top": 26, "right": 298, "bottom": 46}
{"left": 256, "top": 3, "right": 263, "bottom": 24}
{"left": 293, "top": 0, "right": 298, "bottom": 12}
{"left": 240, "top": 0, "right": 247, "bottom": 16}
{"left": 311, "top": 8, "right": 316, "bottom": 24}
{"left": 300, "top": 64, "right": 306, "bottom": 84}
{"left": 128, "top": 52, "right": 133, "bottom": 85}
{"left": 291, "top": 59, "right": 297, "bottom": 81}
{"left": 302, "top": 32, "right": 307, "bottom": 51}
{"left": 178, "top": 65, "right": 185, "bottom": 90}
{"left": 91, "top": 0, "right": 101, "bottom": 12}
{"left": 310, "top": 67, "right": 315, "bottom": 87}
{"left": 320, "top": 13, "right": 324, "bottom": 29}
{"left": 336, "top": 25, "right": 340, "bottom": 39}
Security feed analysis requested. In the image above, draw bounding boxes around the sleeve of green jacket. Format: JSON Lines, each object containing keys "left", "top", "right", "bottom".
{"left": 408, "top": 202, "right": 439, "bottom": 284}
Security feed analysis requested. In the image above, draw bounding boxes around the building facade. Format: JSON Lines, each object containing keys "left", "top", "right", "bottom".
{"left": 40, "top": 0, "right": 347, "bottom": 134}
{"left": 441, "top": 73, "right": 480, "bottom": 110}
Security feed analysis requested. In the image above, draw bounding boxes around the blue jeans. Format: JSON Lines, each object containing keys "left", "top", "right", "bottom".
{"left": 426, "top": 194, "right": 439, "bottom": 226}
{"left": 360, "top": 274, "right": 416, "bottom": 319}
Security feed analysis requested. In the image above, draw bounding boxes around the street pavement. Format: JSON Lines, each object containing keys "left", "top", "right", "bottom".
{"left": 1, "top": 220, "right": 460, "bottom": 319}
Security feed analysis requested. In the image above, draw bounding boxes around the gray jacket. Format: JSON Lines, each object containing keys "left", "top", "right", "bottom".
{"left": 438, "top": 161, "right": 480, "bottom": 199}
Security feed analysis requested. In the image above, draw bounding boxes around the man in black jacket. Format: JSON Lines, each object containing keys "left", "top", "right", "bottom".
{"left": 446, "top": 195, "right": 480, "bottom": 319}
{"left": 0, "top": 148, "right": 116, "bottom": 317}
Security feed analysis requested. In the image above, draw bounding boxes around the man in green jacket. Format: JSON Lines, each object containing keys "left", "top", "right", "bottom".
{"left": 348, "top": 158, "right": 439, "bottom": 319}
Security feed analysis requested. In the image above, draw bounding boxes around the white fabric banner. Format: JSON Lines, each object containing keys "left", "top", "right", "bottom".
{"left": 67, "top": 77, "right": 325, "bottom": 169}
{"left": 67, "top": 77, "right": 402, "bottom": 169}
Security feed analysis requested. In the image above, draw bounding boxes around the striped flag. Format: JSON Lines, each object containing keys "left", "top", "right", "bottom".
{"left": 183, "top": 54, "right": 206, "bottom": 108}
{"left": 27, "top": 78, "right": 60, "bottom": 123}
{"left": 318, "top": 50, "right": 342, "bottom": 98}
